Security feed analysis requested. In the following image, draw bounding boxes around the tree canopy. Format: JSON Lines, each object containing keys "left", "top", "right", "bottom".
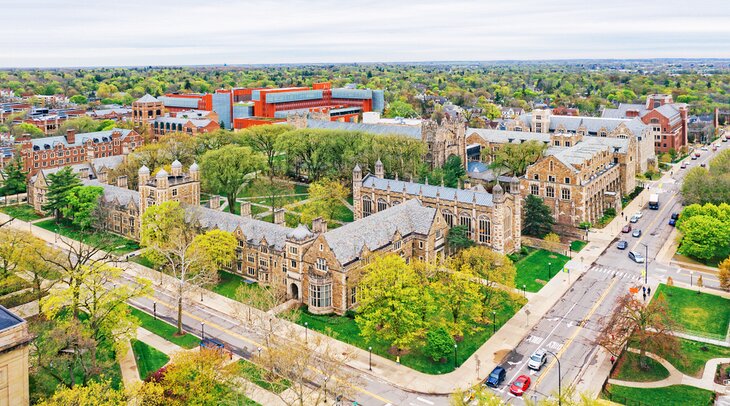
{"left": 199, "top": 145, "right": 266, "bottom": 212}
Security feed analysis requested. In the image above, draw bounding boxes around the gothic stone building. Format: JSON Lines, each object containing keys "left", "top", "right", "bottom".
{"left": 353, "top": 160, "right": 522, "bottom": 254}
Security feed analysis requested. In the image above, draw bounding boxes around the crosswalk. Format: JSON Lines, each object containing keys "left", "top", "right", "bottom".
{"left": 589, "top": 265, "right": 642, "bottom": 281}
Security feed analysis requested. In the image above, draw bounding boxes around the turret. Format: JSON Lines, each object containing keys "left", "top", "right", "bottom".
{"left": 375, "top": 158, "right": 384, "bottom": 178}
{"left": 138, "top": 165, "right": 150, "bottom": 187}
{"left": 492, "top": 182, "right": 505, "bottom": 203}
{"left": 509, "top": 176, "right": 520, "bottom": 194}
{"left": 171, "top": 159, "right": 182, "bottom": 177}
{"left": 189, "top": 161, "right": 200, "bottom": 181}
{"left": 156, "top": 168, "right": 168, "bottom": 189}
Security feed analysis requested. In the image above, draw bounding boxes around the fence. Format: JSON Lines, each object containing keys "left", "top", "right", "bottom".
{"left": 0, "top": 193, "right": 28, "bottom": 206}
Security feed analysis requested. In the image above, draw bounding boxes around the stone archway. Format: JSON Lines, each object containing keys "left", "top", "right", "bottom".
{"left": 290, "top": 283, "right": 299, "bottom": 300}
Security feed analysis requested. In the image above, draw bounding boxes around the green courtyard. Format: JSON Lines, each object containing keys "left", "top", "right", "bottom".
{"left": 0, "top": 204, "right": 43, "bottom": 222}
{"left": 652, "top": 284, "right": 730, "bottom": 339}
{"left": 603, "top": 384, "right": 715, "bottom": 406}
{"left": 35, "top": 218, "right": 139, "bottom": 255}
{"left": 127, "top": 306, "right": 200, "bottom": 349}
{"left": 131, "top": 339, "right": 169, "bottom": 380}
{"left": 514, "top": 248, "right": 570, "bottom": 293}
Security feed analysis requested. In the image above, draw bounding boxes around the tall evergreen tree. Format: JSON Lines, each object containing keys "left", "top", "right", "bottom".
{"left": 0, "top": 157, "right": 27, "bottom": 195}
{"left": 443, "top": 155, "right": 466, "bottom": 188}
{"left": 522, "top": 194, "right": 555, "bottom": 238}
{"left": 42, "top": 166, "right": 81, "bottom": 219}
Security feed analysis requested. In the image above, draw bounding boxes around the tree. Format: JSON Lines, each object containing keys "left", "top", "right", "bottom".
{"left": 449, "top": 246, "right": 516, "bottom": 320}
{"left": 424, "top": 326, "right": 455, "bottom": 362}
{"left": 60, "top": 186, "right": 104, "bottom": 230}
{"left": 43, "top": 166, "right": 82, "bottom": 219}
{"left": 300, "top": 179, "right": 349, "bottom": 225}
{"left": 677, "top": 214, "right": 730, "bottom": 261}
{"left": 69, "top": 94, "right": 88, "bottom": 105}
{"left": 544, "top": 232, "right": 560, "bottom": 243}
{"left": 431, "top": 265, "right": 482, "bottom": 336}
{"left": 0, "top": 228, "right": 30, "bottom": 280}
{"left": 356, "top": 254, "right": 427, "bottom": 350}
{"left": 442, "top": 155, "right": 466, "bottom": 188}
{"left": 719, "top": 257, "right": 730, "bottom": 291}
{"left": 200, "top": 145, "right": 265, "bottom": 213}
{"left": 37, "top": 379, "right": 126, "bottom": 406}
{"left": 598, "top": 294, "right": 678, "bottom": 369}
{"left": 55, "top": 116, "right": 103, "bottom": 136}
{"left": 523, "top": 194, "right": 555, "bottom": 238}
{"left": 141, "top": 201, "right": 236, "bottom": 334}
{"left": 0, "top": 157, "right": 27, "bottom": 195}
{"left": 385, "top": 100, "right": 418, "bottom": 118}
{"left": 446, "top": 225, "right": 474, "bottom": 253}
{"left": 11, "top": 122, "right": 44, "bottom": 138}
{"left": 236, "top": 124, "right": 292, "bottom": 177}
{"left": 490, "top": 140, "right": 546, "bottom": 176}
{"left": 5, "top": 230, "right": 61, "bottom": 303}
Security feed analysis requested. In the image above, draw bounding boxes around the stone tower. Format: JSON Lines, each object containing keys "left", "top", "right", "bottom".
{"left": 352, "top": 164, "right": 362, "bottom": 221}
{"left": 374, "top": 159, "right": 384, "bottom": 178}
{"left": 531, "top": 108, "right": 551, "bottom": 133}
{"left": 509, "top": 176, "right": 522, "bottom": 251}
{"left": 132, "top": 94, "right": 163, "bottom": 125}
{"left": 421, "top": 116, "right": 467, "bottom": 169}
{"left": 491, "top": 182, "right": 505, "bottom": 254}
{"left": 138, "top": 163, "right": 201, "bottom": 217}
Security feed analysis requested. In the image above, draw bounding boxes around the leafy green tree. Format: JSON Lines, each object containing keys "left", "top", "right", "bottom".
{"left": 424, "top": 327, "right": 455, "bottom": 362}
{"left": 69, "top": 94, "right": 88, "bottom": 104}
{"left": 718, "top": 257, "right": 730, "bottom": 291}
{"left": 446, "top": 225, "right": 474, "bottom": 253}
{"left": 490, "top": 140, "right": 546, "bottom": 176}
{"left": 60, "top": 186, "right": 104, "bottom": 230}
{"left": 300, "top": 179, "right": 349, "bottom": 225}
{"left": 384, "top": 100, "right": 418, "bottom": 118}
{"left": 236, "top": 124, "right": 292, "bottom": 177}
{"left": 677, "top": 214, "right": 730, "bottom": 260}
{"left": 200, "top": 145, "right": 266, "bottom": 213}
{"left": 431, "top": 265, "right": 482, "bottom": 336}
{"left": 55, "top": 116, "right": 101, "bottom": 136}
{"left": 37, "top": 378, "right": 126, "bottom": 406}
{"left": 11, "top": 122, "right": 44, "bottom": 138}
{"left": 356, "top": 254, "right": 427, "bottom": 350}
{"left": 43, "top": 166, "right": 82, "bottom": 219}
{"left": 449, "top": 246, "right": 516, "bottom": 319}
{"left": 0, "top": 157, "right": 27, "bottom": 195}
{"left": 442, "top": 155, "right": 466, "bottom": 188}
{"left": 522, "top": 194, "right": 555, "bottom": 237}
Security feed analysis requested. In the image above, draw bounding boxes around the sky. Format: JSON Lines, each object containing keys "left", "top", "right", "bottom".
{"left": 1, "top": 0, "right": 729, "bottom": 68}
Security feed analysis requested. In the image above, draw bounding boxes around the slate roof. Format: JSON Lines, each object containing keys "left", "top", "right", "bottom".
{"left": 151, "top": 115, "right": 212, "bottom": 128}
{"left": 543, "top": 137, "right": 629, "bottom": 173}
{"left": 82, "top": 179, "right": 140, "bottom": 208}
{"left": 91, "top": 155, "right": 124, "bottom": 172}
{"left": 467, "top": 128, "right": 551, "bottom": 144}
{"left": 87, "top": 107, "right": 131, "bottom": 116}
{"left": 362, "top": 174, "right": 494, "bottom": 206}
{"left": 136, "top": 94, "right": 160, "bottom": 103}
{"left": 517, "top": 114, "right": 648, "bottom": 136}
{"left": 601, "top": 103, "right": 646, "bottom": 119}
{"left": 28, "top": 128, "right": 134, "bottom": 149}
{"left": 0, "top": 306, "right": 24, "bottom": 332}
{"left": 305, "top": 119, "right": 422, "bottom": 139}
{"left": 31, "top": 163, "right": 93, "bottom": 183}
{"left": 189, "top": 206, "right": 291, "bottom": 251}
{"left": 323, "top": 199, "right": 436, "bottom": 265}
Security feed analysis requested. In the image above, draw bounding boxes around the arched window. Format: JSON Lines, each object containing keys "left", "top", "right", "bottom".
{"left": 362, "top": 196, "right": 373, "bottom": 217}
{"left": 377, "top": 198, "right": 389, "bottom": 212}
{"left": 459, "top": 213, "right": 473, "bottom": 237}
{"left": 478, "top": 216, "right": 491, "bottom": 244}
{"left": 391, "top": 200, "right": 401, "bottom": 206}
{"left": 442, "top": 209, "right": 454, "bottom": 227}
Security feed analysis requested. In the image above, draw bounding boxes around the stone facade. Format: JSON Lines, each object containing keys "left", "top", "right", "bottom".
{"left": 138, "top": 160, "right": 200, "bottom": 218}
{"left": 0, "top": 307, "right": 34, "bottom": 406}
{"left": 132, "top": 94, "right": 164, "bottom": 125}
{"left": 353, "top": 162, "right": 521, "bottom": 254}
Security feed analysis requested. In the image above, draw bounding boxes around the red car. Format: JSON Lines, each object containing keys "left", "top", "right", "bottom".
{"left": 509, "top": 375, "right": 531, "bottom": 396}
{"left": 621, "top": 224, "right": 632, "bottom": 233}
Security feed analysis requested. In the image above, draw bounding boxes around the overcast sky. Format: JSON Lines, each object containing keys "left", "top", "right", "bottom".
{"left": 1, "top": 0, "right": 729, "bottom": 68}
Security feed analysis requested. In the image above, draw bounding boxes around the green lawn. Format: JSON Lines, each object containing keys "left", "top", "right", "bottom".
{"left": 127, "top": 306, "right": 200, "bottom": 349}
{"left": 129, "top": 254, "right": 156, "bottom": 269}
{"left": 603, "top": 384, "right": 714, "bottom": 406}
{"left": 653, "top": 284, "right": 730, "bottom": 339}
{"left": 514, "top": 249, "right": 570, "bottom": 292}
{"left": 570, "top": 240, "right": 587, "bottom": 252}
{"left": 0, "top": 274, "right": 31, "bottom": 297}
{"left": 0, "top": 204, "right": 43, "bottom": 221}
{"left": 231, "top": 201, "right": 270, "bottom": 216}
{"left": 611, "top": 351, "right": 670, "bottom": 382}
{"left": 35, "top": 218, "right": 140, "bottom": 255}
{"left": 131, "top": 339, "right": 170, "bottom": 380}
{"left": 286, "top": 290, "right": 525, "bottom": 375}
{"left": 290, "top": 202, "right": 353, "bottom": 224}
{"left": 650, "top": 337, "right": 730, "bottom": 378}
{"left": 0, "top": 289, "right": 41, "bottom": 308}
{"left": 213, "top": 270, "right": 254, "bottom": 300}
{"left": 237, "top": 360, "right": 291, "bottom": 394}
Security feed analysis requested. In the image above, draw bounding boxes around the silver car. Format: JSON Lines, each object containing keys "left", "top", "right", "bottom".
{"left": 527, "top": 349, "right": 547, "bottom": 370}
{"left": 629, "top": 251, "right": 645, "bottom": 263}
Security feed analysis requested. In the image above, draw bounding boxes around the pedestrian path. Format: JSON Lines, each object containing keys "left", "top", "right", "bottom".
{"left": 136, "top": 327, "right": 186, "bottom": 356}
{"left": 119, "top": 339, "right": 142, "bottom": 388}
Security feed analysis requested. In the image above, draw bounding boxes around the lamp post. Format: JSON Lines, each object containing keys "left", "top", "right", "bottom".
{"left": 545, "top": 350, "right": 562, "bottom": 406}
{"left": 323, "top": 376, "right": 328, "bottom": 403}
{"left": 522, "top": 284, "right": 526, "bottom": 297}
{"left": 492, "top": 311, "right": 497, "bottom": 334}
{"left": 641, "top": 243, "right": 649, "bottom": 284}
{"left": 454, "top": 344, "right": 458, "bottom": 368}
{"left": 304, "top": 321, "right": 309, "bottom": 342}
{"left": 201, "top": 322, "right": 205, "bottom": 340}
{"left": 368, "top": 346, "right": 373, "bottom": 371}
{"left": 690, "top": 271, "right": 694, "bottom": 287}
{"left": 548, "top": 262, "right": 552, "bottom": 280}
{"left": 153, "top": 301, "right": 157, "bottom": 320}
{"left": 257, "top": 347, "right": 262, "bottom": 358}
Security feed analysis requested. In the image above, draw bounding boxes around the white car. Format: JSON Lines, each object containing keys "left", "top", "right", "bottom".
{"left": 528, "top": 349, "right": 547, "bottom": 370}
{"left": 633, "top": 211, "right": 643, "bottom": 219}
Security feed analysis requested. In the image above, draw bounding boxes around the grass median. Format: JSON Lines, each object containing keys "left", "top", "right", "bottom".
{"left": 131, "top": 339, "right": 170, "bottom": 380}
{"left": 127, "top": 305, "right": 199, "bottom": 349}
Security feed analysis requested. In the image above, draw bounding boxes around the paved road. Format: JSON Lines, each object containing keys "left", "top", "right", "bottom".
{"left": 492, "top": 139, "right": 728, "bottom": 404}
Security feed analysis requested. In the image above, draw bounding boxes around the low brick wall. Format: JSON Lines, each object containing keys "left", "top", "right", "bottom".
{"left": 521, "top": 236, "right": 570, "bottom": 256}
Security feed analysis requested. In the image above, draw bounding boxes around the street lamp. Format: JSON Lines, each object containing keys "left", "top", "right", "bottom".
{"left": 690, "top": 271, "right": 694, "bottom": 287}
{"left": 153, "top": 301, "right": 157, "bottom": 319}
{"left": 201, "top": 322, "right": 205, "bottom": 340}
{"left": 522, "top": 284, "right": 526, "bottom": 297}
{"left": 548, "top": 262, "right": 552, "bottom": 280}
{"left": 304, "top": 321, "right": 309, "bottom": 342}
{"left": 454, "top": 344, "right": 458, "bottom": 368}
{"left": 545, "top": 350, "right": 562, "bottom": 406}
{"left": 492, "top": 311, "right": 497, "bottom": 334}
{"left": 257, "top": 347, "right": 262, "bottom": 358}
{"left": 323, "top": 376, "right": 328, "bottom": 403}
{"left": 640, "top": 243, "right": 649, "bottom": 284}
{"left": 368, "top": 346, "right": 373, "bottom": 371}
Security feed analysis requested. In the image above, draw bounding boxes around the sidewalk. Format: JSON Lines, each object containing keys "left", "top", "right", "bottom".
{"left": 119, "top": 339, "right": 142, "bottom": 388}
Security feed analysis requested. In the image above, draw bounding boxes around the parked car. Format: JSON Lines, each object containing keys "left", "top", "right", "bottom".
{"left": 484, "top": 366, "right": 507, "bottom": 388}
{"left": 669, "top": 218, "right": 677, "bottom": 226}
{"left": 509, "top": 375, "right": 531, "bottom": 396}
{"left": 701, "top": 146, "right": 709, "bottom": 151}
{"left": 691, "top": 155, "right": 698, "bottom": 160}
{"left": 629, "top": 251, "right": 645, "bottom": 263}
{"left": 723, "top": 136, "right": 728, "bottom": 142}
{"left": 528, "top": 349, "right": 547, "bottom": 371}
{"left": 671, "top": 213, "right": 679, "bottom": 220}
{"left": 700, "top": 163, "right": 706, "bottom": 168}
{"left": 632, "top": 229, "right": 642, "bottom": 237}
{"left": 630, "top": 215, "right": 639, "bottom": 223}
{"left": 622, "top": 224, "right": 632, "bottom": 233}
{"left": 681, "top": 162, "right": 688, "bottom": 169}
{"left": 617, "top": 240, "right": 628, "bottom": 250}
{"left": 633, "top": 211, "right": 643, "bottom": 219}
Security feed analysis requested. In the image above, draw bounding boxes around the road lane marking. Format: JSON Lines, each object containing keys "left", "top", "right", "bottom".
{"left": 534, "top": 277, "right": 619, "bottom": 389}
{"left": 416, "top": 397, "right": 435, "bottom": 405}
{"left": 526, "top": 335, "right": 544, "bottom": 345}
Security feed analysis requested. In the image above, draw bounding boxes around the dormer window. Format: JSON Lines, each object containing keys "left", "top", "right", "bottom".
{"left": 316, "top": 258, "right": 327, "bottom": 271}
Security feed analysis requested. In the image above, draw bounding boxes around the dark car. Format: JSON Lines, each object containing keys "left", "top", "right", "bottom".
{"left": 484, "top": 366, "right": 507, "bottom": 388}
{"left": 509, "top": 375, "right": 531, "bottom": 396}
{"left": 671, "top": 213, "right": 680, "bottom": 220}
{"left": 700, "top": 163, "right": 706, "bottom": 168}
{"left": 617, "top": 240, "right": 628, "bottom": 250}
{"left": 622, "top": 224, "right": 632, "bottom": 233}
{"left": 669, "top": 218, "right": 677, "bottom": 226}
{"left": 632, "top": 229, "right": 642, "bottom": 237}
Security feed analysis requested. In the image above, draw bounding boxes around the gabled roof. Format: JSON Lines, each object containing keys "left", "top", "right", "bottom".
{"left": 323, "top": 199, "right": 436, "bottom": 265}
{"left": 190, "top": 206, "right": 291, "bottom": 251}
{"left": 362, "top": 174, "right": 494, "bottom": 206}
{"left": 136, "top": 94, "right": 160, "bottom": 103}
{"left": 27, "top": 128, "right": 134, "bottom": 149}
{"left": 467, "top": 128, "right": 551, "bottom": 144}
{"left": 82, "top": 179, "right": 140, "bottom": 208}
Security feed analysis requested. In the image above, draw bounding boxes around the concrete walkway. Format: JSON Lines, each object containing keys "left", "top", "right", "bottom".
{"left": 119, "top": 339, "right": 142, "bottom": 388}
{"left": 136, "top": 327, "right": 186, "bottom": 356}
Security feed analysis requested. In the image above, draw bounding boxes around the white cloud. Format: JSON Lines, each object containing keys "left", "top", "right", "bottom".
{"left": 0, "top": 0, "right": 728, "bottom": 67}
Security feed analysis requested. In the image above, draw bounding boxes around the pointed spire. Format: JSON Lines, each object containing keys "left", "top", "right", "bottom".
{"left": 441, "top": 176, "right": 445, "bottom": 187}
{"left": 425, "top": 177, "right": 429, "bottom": 186}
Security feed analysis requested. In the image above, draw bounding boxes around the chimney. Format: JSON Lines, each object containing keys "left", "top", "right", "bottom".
{"left": 240, "top": 201, "right": 251, "bottom": 218}
{"left": 312, "top": 217, "right": 328, "bottom": 234}
{"left": 117, "top": 176, "right": 128, "bottom": 189}
{"left": 78, "top": 167, "right": 90, "bottom": 180}
{"left": 274, "top": 208, "right": 285, "bottom": 225}
{"left": 463, "top": 179, "right": 472, "bottom": 190}
{"left": 65, "top": 128, "right": 76, "bottom": 144}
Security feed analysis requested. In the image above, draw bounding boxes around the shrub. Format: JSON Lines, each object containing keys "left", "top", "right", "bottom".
{"left": 543, "top": 233, "right": 560, "bottom": 243}
{"left": 424, "top": 327, "right": 455, "bottom": 362}
{"left": 579, "top": 222, "right": 592, "bottom": 230}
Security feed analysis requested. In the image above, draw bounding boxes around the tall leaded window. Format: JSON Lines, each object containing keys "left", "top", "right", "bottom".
{"left": 309, "top": 283, "right": 332, "bottom": 308}
{"left": 546, "top": 186, "right": 555, "bottom": 198}
{"left": 442, "top": 210, "right": 454, "bottom": 227}
{"left": 561, "top": 188, "right": 571, "bottom": 200}
{"left": 377, "top": 198, "right": 389, "bottom": 212}
{"left": 316, "top": 258, "right": 328, "bottom": 272}
{"left": 460, "top": 213, "right": 473, "bottom": 236}
{"left": 478, "top": 216, "right": 491, "bottom": 244}
{"left": 530, "top": 184, "right": 539, "bottom": 195}
{"left": 362, "top": 196, "right": 372, "bottom": 217}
